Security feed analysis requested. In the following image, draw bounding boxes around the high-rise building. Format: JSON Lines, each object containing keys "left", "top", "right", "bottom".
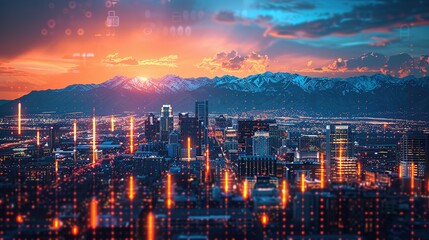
{"left": 215, "top": 115, "right": 227, "bottom": 129}
{"left": 237, "top": 119, "right": 275, "bottom": 155}
{"left": 160, "top": 105, "right": 174, "bottom": 141}
{"left": 400, "top": 131, "right": 429, "bottom": 178}
{"left": 144, "top": 113, "right": 160, "bottom": 142}
{"left": 179, "top": 113, "right": 201, "bottom": 156}
{"left": 237, "top": 155, "right": 277, "bottom": 178}
{"left": 195, "top": 101, "right": 209, "bottom": 153}
{"left": 326, "top": 125, "right": 357, "bottom": 183}
{"left": 252, "top": 131, "right": 270, "bottom": 156}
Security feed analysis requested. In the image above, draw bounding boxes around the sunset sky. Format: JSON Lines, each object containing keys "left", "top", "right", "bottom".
{"left": 1, "top": 0, "right": 428, "bottom": 99}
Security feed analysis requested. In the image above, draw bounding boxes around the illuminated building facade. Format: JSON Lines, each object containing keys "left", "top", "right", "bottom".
{"left": 326, "top": 125, "right": 357, "bottom": 183}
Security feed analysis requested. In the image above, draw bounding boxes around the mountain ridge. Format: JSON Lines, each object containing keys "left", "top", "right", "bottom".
{"left": 1, "top": 72, "right": 428, "bottom": 119}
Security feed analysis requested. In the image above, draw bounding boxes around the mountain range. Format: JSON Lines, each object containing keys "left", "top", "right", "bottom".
{"left": 1, "top": 72, "right": 428, "bottom": 119}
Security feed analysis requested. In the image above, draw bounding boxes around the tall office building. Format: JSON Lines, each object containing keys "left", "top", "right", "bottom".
{"left": 195, "top": 101, "right": 209, "bottom": 152}
{"left": 326, "top": 125, "right": 357, "bottom": 183}
{"left": 399, "top": 131, "right": 429, "bottom": 178}
{"left": 160, "top": 105, "right": 174, "bottom": 141}
{"left": 237, "top": 119, "right": 275, "bottom": 155}
{"left": 252, "top": 131, "right": 270, "bottom": 156}
{"left": 144, "top": 113, "right": 160, "bottom": 142}
{"left": 179, "top": 113, "right": 201, "bottom": 156}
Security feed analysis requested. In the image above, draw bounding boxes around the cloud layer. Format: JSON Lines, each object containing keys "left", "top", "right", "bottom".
{"left": 197, "top": 51, "right": 269, "bottom": 73}
{"left": 312, "top": 52, "right": 429, "bottom": 78}
{"left": 103, "top": 53, "right": 178, "bottom": 68}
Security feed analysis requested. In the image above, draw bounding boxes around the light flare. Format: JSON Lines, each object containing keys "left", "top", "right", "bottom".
{"left": 148, "top": 212, "right": 154, "bottom": 240}
{"left": 282, "top": 179, "right": 287, "bottom": 207}
{"left": 18, "top": 102, "right": 21, "bottom": 135}
{"left": 73, "top": 120, "right": 77, "bottom": 143}
{"left": 111, "top": 115, "right": 115, "bottom": 132}
{"left": 225, "top": 170, "right": 229, "bottom": 193}
{"left": 90, "top": 198, "right": 97, "bottom": 229}
{"left": 243, "top": 179, "right": 248, "bottom": 199}
{"left": 320, "top": 152, "right": 324, "bottom": 189}
{"left": 301, "top": 173, "right": 305, "bottom": 193}
{"left": 92, "top": 116, "right": 96, "bottom": 165}
{"left": 187, "top": 137, "right": 191, "bottom": 162}
{"left": 129, "top": 176, "right": 134, "bottom": 200}
{"left": 167, "top": 173, "right": 172, "bottom": 208}
{"left": 36, "top": 130, "right": 40, "bottom": 146}
{"left": 130, "top": 116, "right": 134, "bottom": 154}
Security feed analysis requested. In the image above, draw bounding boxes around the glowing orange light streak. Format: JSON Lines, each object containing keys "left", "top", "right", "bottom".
{"left": 225, "top": 170, "right": 229, "bottom": 193}
{"left": 261, "top": 213, "right": 268, "bottom": 226}
{"left": 73, "top": 120, "right": 77, "bottom": 143}
{"left": 90, "top": 198, "right": 97, "bottom": 229}
{"left": 130, "top": 116, "right": 134, "bottom": 154}
{"left": 399, "top": 164, "right": 402, "bottom": 179}
{"left": 357, "top": 161, "right": 361, "bottom": 179}
{"left": 301, "top": 173, "right": 305, "bottom": 193}
{"left": 320, "top": 152, "right": 324, "bottom": 189}
{"left": 129, "top": 176, "right": 134, "bottom": 200}
{"left": 147, "top": 212, "right": 154, "bottom": 240}
{"left": 55, "top": 160, "right": 58, "bottom": 173}
{"left": 206, "top": 148, "right": 210, "bottom": 173}
{"left": 111, "top": 115, "right": 115, "bottom": 132}
{"left": 187, "top": 137, "right": 191, "bottom": 162}
{"left": 411, "top": 162, "right": 415, "bottom": 191}
{"left": 53, "top": 217, "right": 59, "bottom": 229}
{"left": 16, "top": 214, "right": 23, "bottom": 223}
{"left": 36, "top": 130, "right": 40, "bottom": 146}
{"left": 167, "top": 173, "right": 172, "bottom": 208}
{"left": 92, "top": 116, "right": 96, "bottom": 165}
{"left": 18, "top": 102, "right": 21, "bottom": 135}
{"left": 72, "top": 225, "right": 78, "bottom": 236}
{"left": 282, "top": 179, "right": 287, "bottom": 207}
{"left": 339, "top": 142, "right": 343, "bottom": 183}
{"left": 243, "top": 179, "right": 248, "bottom": 199}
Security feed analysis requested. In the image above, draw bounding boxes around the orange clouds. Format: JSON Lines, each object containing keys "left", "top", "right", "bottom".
{"left": 102, "top": 53, "right": 178, "bottom": 67}
{"left": 197, "top": 50, "right": 269, "bottom": 73}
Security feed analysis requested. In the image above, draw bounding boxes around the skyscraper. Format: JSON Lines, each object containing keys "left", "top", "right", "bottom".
{"left": 399, "top": 131, "right": 429, "bottom": 178}
{"left": 179, "top": 113, "right": 201, "bottom": 156}
{"left": 160, "top": 105, "right": 174, "bottom": 141}
{"left": 144, "top": 113, "right": 160, "bottom": 142}
{"left": 195, "top": 100, "right": 209, "bottom": 152}
{"left": 237, "top": 119, "right": 275, "bottom": 155}
{"left": 252, "top": 131, "right": 270, "bottom": 156}
{"left": 326, "top": 125, "right": 357, "bottom": 183}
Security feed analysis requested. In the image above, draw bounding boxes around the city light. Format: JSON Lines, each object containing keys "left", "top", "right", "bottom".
{"left": 187, "top": 137, "right": 191, "bottom": 162}
{"left": 225, "top": 170, "right": 229, "bottom": 193}
{"left": 167, "top": 173, "right": 172, "bottom": 209}
{"left": 17, "top": 102, "right": 21, "bottom": 135}
{"left": 147, "top": 212, "right": 155, "bottom": 240}
{"left": 261, "top": 213, "right": 268, "bottom": 226}
{"left": 399, "top": 164, "right": 402, "bottom": 179}
{"left": 320, "top": 152, "right": 324, "bottom": 189}
{"left": 92, "top": 116, "right": 96, "bottom": 165}
{"left": 206, "top": 148, "right": 210, "bottom": 173}
{"left": 52, "top": 217, "right": 59, "bottom": 229}
{"left": 129, "top": 176, "right": 134, "bottom": 200}
{"left": 282, "top": 179, "right": 287, "bottom": 207}
{"left": 411, "top": 162, "right": 415, "bottom": 191}
{"left": 90, "top": 198, "right": 97, "bottom": 229}
{"left": 73, "top": 120, "right": 77, "bottom": 143}
{"left": 301, "top": 173, "right": 305, "bottom": 193}
{"left": 111, "top": 115, "right": 115, "bottom": 132}
{"left": 243, "top": 179, "right": 248, "bottom": 199}
{"left": 130, "top": 116, "right": 134, "bottom": 154}
{"left": 72, "top": 225, "right": 78, "bottom": 236}
{"left": 357, "top": 161, "right": 361, "bottom": 180}
{"left": 339, "top": 141, "right": 343, "bottom": 183}
{"left": 36, "top": 130, "right": 40, "bottom": 146}
{"left": 16, "top": 214, "right": 23, "bottom": 223}
{"left": 55, "top": 160, "right": 58, "bottom": 173}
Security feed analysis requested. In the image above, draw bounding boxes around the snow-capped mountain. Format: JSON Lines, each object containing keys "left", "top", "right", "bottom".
{"left": 55, "top": 71, "right": 428, "bottom": 94}
{"left": 1, "top": 72, "right": 428, "bottom": 118}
